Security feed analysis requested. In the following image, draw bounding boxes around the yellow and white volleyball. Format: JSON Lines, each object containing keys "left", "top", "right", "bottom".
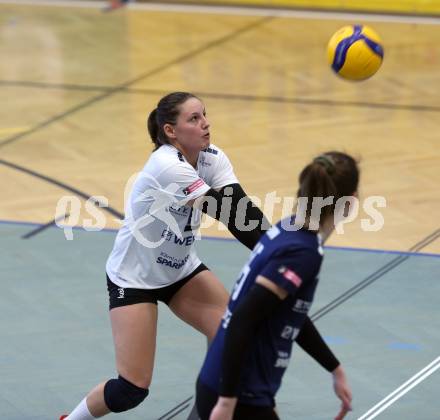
{"left": 327, "top": 24, "right": 384, "bottom": 81}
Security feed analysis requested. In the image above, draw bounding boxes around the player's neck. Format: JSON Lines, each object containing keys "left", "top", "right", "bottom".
{"left": 319, "top": 217, "right": 334, "bottom": 243}
{"left": 171, "top": 143, "right": 199, "bottom": 168}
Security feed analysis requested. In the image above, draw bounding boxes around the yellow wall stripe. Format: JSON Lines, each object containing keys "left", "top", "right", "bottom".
{"left": 151, "top": 1, "right": 440, "bottom": 15}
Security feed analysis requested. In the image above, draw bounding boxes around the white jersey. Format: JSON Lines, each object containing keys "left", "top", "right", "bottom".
{"left": 106, "top": 144, "right": 238, "bottom": 289}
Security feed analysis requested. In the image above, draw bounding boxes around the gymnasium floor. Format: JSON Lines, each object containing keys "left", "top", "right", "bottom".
{"left": 1, "top": 1, "right": 439, "bottom": 419}
{"left": 1, "top": 222, "right": 440, "bottom": 419}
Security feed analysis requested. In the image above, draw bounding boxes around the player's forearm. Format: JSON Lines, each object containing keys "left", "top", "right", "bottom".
{"left": 200, "top": 184, "right": 269, "bottom": 250}
{"left": 295, "top": 316, "right": 340, "bottom": 372}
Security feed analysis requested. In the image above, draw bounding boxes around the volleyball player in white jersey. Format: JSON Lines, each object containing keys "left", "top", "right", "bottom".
{"left": 61, "top": 92, "right": 350, "bottom": 420}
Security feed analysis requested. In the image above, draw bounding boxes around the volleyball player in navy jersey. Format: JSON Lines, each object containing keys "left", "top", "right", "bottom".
{"left": 60, "top": 92, "right": 349, "bottom": 420}
{"left": 197, "top": 152, "right": 358, "bottom": 420}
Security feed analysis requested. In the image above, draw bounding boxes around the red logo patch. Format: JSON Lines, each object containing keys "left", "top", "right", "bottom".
{"left": 279, "top": 266, "right": 302, "bottom": 288}
{"left": 183, "top": 179, "right": 205, "bottom": 196}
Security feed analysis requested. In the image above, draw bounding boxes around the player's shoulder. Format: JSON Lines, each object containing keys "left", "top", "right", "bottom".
{"left": 271, "top": 225, "right": 323, "bottom": 261}
{"left": 145, "top": 145, "right": 194, "bottom": 172}
{"left": 268, "top": 242, "right": 322, "bottom": 282}
{"left": 150, "top": 144, "right": 187, "bottom": 163}
{"left": 202, "top": 143, "right": 221, "bottom": 154}
{"left": 200, "top": 143, "right": 228, "bottom": 160}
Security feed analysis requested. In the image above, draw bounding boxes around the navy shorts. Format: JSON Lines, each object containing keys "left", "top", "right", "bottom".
{"left": 196, "top": 378, "right": 279, "bottom": 420}
{"left": 107, "top": 263, "right": 208, "bottom": 309}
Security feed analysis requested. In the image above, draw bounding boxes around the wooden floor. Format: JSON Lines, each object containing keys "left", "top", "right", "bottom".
{"left": 1, "top": 1, "right": 440, "bottom": 254}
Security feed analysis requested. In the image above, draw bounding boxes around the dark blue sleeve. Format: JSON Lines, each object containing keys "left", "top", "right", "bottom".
{"left": 259, "top": 248, "right": 322, "bottom": 295}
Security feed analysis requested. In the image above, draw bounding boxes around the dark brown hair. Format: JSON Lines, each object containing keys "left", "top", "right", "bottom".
{"left": 297, "top": 151, "right": 359, "bottom": 226}
{"left": 147, "top": 92, "right": 199, "bottom": 150}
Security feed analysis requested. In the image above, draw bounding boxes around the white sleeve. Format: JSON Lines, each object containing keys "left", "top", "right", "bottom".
{"left": 156, "top": 162, "right": 210, "bottom": 203}
{"left": 209, "top": 148, "right": 239, "bottom": 190}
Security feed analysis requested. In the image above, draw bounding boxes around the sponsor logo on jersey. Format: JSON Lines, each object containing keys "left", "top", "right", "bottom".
{"left": 317, "top": 233, "right": 324, "bottom": 255}
{"left": 202, "top": 147, "right": 218, "bottom": 155}
{"left": 240, "top": 391, "right": 256, "bottom": 398}
{"left": 280, "top": 325, "right": 300, "bottom": 341}
{"left": 161, "top": 229, "right": 196, "bottom": 246}
{"left": 278, "top": 266, "right": 302, "bottom": 288}
{"left": 168, "top": 204, "right": 191, "bottom": 217}
{"left": 274, "top": 351, "right": 290, "bottom": 368}
{"left": 292, "top": 299, "right": 311, "bottom": 314}
{"left": 156, "top": 254, "right": 189, "bottom": 269}
{"left": 161, "top": 229, "right": 174, "bottom": 242}
{"left": 222, "top": 307, "right": 232, "bottom": 329}
{"left": 198, "top": 156, "right": 212, "bottom": 167}
{"left": 183, "top": 179, "right": 205, "bottom": 196}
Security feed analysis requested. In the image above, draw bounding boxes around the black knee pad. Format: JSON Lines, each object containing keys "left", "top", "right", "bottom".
{"left": 104, "top": 375, "right": 149, "bottom": 413}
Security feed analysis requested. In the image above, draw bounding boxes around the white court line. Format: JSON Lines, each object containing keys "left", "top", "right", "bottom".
{"left": 1, "top": 0, "right": 440, "bottom": 25}
{"left": 357, "top": 355, "right": 440, "bottom": 420}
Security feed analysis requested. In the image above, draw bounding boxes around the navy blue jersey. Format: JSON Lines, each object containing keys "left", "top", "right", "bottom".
{"left": 199, "top": 218, "right": 324, "bottom": 407}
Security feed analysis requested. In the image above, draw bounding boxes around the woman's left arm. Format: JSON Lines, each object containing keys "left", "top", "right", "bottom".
{"left": 197, "top": 183, "right": 269, "bottom": 250}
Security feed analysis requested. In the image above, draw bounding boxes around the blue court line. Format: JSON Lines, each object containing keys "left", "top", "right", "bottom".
{"left": 203, "top": 232, "right": 440, "bottom": 259}
{"left": 323, "top": 244, "right": 440, "bottom": 259}
{"left": 0, "top": 218, "right": 118, "bottom": 233}
{"left": 323, "top": 335, "right": 349, "bottom": 345}
{"left": 2, "top": 218, "right": 440, "bottom": 259}
{"left": 388, "top": 342, "right": 422, "bottom": 351}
